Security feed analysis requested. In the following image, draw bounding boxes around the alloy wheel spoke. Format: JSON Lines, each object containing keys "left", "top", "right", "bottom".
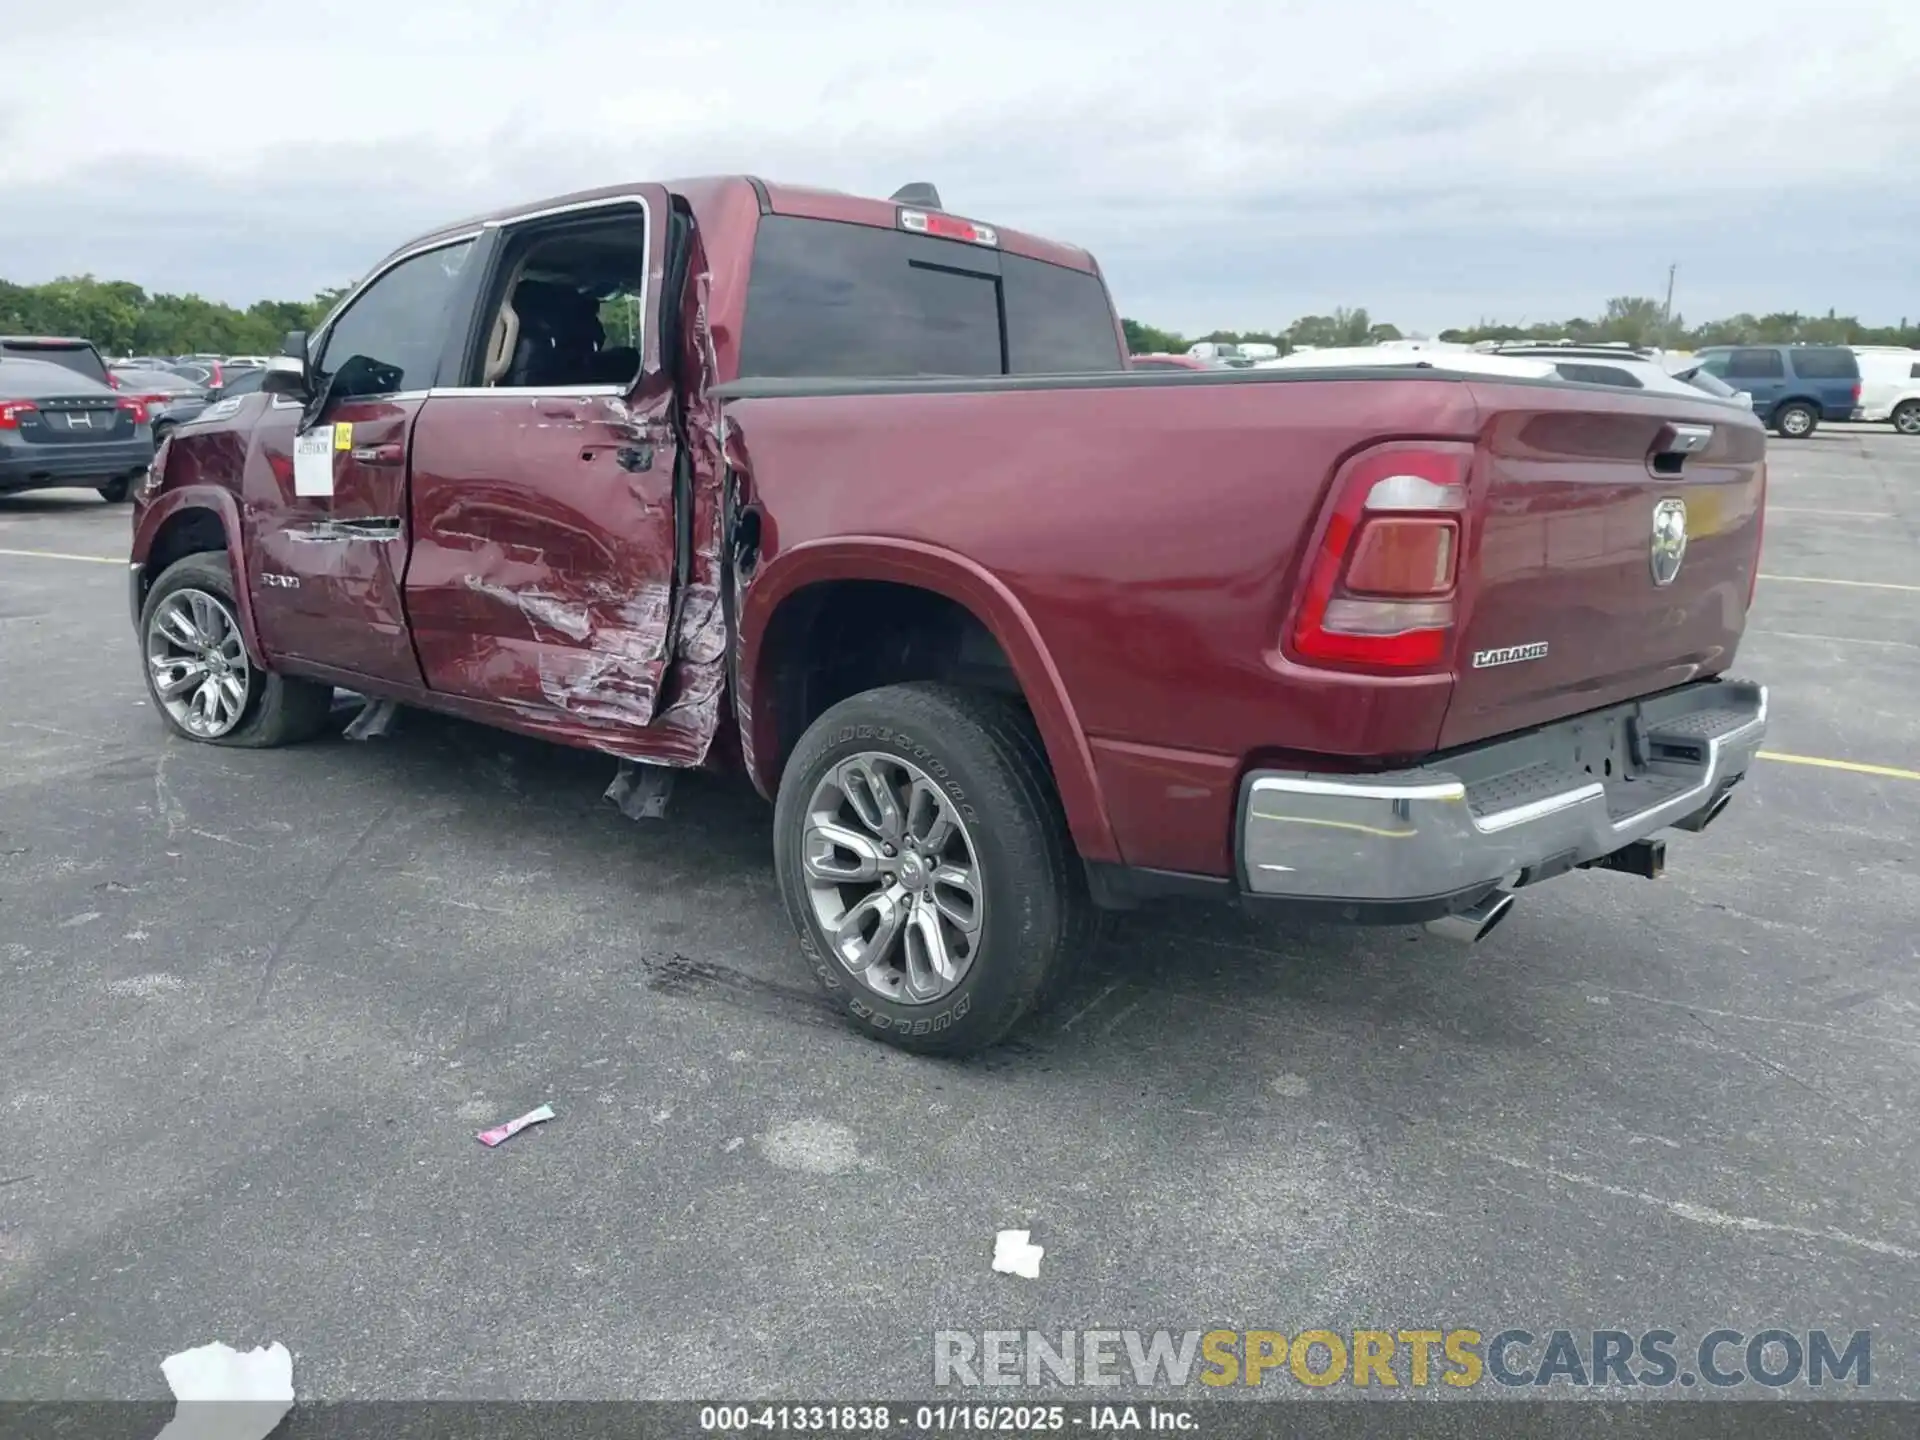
{"left": 840, "top": 756, "right": 904, "bottom": 844}
{"left": 905, "top": 777, "right": 954, "bottom": 852}
{"left": 904, "top": 899, "right": 959, "bottom": 998}
{"left": 928, "top": 864, "right": 982, "bottom": 934}
{"left": 832, "top": 884, "right": 906, "bottom": 976}
{"left": 803, "top": 820, "right": 885, "bottom": 884}
{"left": 153, "top": 660, "right": 207, "bottom": 699}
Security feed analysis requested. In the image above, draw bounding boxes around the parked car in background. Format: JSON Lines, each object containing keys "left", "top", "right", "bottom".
{"left": 0, "top": 356, "right": 154, "bottom": 501}
{"left": 2, "top": 335, "right": 114, "bottom": 386}
{"left": 1851, "top": 347, "right": 1920, "bottom": 436}
{"left": 224, "top": 354, "right": 273, "bottom": 368}
{"left": 1691, "top": 345, "right": 1860, "bottom": 437}
{"left": 1129, "top": 352, "right": 1213, "bottom": 371}
{"left": 212, "top": 366, "right": 266, "bottom": 398}
{"left": 164, "top": 358, "right": 229, "bottom": 391}
{"left": 109, "top": 366, "right": 211, "bottom": 442}
{"left": 1185, "top": 341, "right": 1256, "bottom": 367}
{"left": 1484, "top": 344, "right": 1751, "bottom": 407}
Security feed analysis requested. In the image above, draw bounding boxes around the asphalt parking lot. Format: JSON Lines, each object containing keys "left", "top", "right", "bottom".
{"left": 2, "top": 428, "right": 1916, "bottom": 1403}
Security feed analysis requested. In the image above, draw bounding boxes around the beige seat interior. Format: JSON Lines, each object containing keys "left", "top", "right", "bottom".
{"left": 481, "top": 292, "right": 520, "bottom": 385}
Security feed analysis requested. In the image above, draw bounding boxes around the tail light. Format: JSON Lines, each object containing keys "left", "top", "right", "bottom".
{"left": 1290, "top": 442, "right": 1472, "bottom": 672}
{"left": 117, "top": 397, "right": 150, "bottom": 424}
{"left": 1852, "top": 381, "right": 1862, "bottom": 406}
{"left": 1748, "top": 459, "right": 1767, "bottom": 609}
{"left": 0, "top": 400, "right": 37, "bottom": 428}
{"left": 106, "top": 373, "right": 123, "bottom": 390}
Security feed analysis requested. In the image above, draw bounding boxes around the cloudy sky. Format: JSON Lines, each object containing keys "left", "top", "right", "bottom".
{"left": 5, "top": 0, "right": 1916, "bottom": 334}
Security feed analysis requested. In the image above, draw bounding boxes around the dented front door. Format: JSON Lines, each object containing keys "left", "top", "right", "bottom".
{"left": 406, "top": 389, "right": 679, "bottom": 726}
{"left": 404, "top": 187, "right": 681, "bottom": 734}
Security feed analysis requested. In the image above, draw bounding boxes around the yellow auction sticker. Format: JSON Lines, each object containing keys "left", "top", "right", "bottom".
{"left": 333, "top": 422, "right": 353, "bottom": 450}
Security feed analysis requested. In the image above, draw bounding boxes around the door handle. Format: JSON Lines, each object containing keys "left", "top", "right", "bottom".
{"left": 352, "top": 443, "right": 405, "bottom": 466}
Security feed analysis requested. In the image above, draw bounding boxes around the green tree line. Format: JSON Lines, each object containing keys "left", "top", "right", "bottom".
{"left": 0, "top": 275, "right": 347, "bottom": 358}
{"left": 1125, "top": 297, "right": 1920, "bottom": 356}
{"left": 6, "top": 274, "right": 1916, "bottom": 362}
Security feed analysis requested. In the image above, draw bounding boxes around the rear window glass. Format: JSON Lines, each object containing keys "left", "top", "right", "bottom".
{"left": 1788, "top": 348, "right": 1859, "bottom": 379}
{"left": 0, "top": 340, "right": 107, "bottom": 384}
{"left": 1726, "top": 348, "right": 1786, "bottom": 379}
{"left": 739, "top": 215, "right": 1123, "bottom": 379}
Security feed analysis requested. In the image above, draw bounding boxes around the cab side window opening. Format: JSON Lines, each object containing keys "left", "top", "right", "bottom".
{"left": 473, "top": 214, "right": 648, "bottom": 390}
{"left": 318, "top": 240, "right": 474, "bottom": 399}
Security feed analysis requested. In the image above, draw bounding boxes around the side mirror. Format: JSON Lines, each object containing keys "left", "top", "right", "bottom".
{"left": 260, "top": 353, "right": 309, "bottom": 399}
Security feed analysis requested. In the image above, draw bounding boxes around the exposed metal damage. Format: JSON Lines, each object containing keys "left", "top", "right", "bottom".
{"left": 461, "top": 575, "right": 593, "bottom": 641}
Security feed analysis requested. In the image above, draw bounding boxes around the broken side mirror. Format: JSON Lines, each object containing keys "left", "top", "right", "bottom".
{"left": 262, "top": 330, "right": 310, "bottom": 399}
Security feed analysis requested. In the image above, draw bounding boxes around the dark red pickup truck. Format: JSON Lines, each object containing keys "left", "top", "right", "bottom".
{"left": 130, "top": 176, "right": 1769, "bottom": 1055}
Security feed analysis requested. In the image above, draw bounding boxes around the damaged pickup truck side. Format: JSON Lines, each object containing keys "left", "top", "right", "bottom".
{"left": 130, "top": 176, "right": 1770, "bottom": 1055}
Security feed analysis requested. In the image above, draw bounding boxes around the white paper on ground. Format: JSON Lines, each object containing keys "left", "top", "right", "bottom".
{"left": 292, "top": 428, "right": 334, "bottom": 497}
{"left": 153, "top": 1341, "right": 294, "bottom": 1440}
{"left": 992, "top": 1229, "right": 1044, "bottom": 1279}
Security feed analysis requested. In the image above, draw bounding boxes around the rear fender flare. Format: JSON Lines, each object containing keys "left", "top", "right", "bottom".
{"left": 131, "top": 486, "right": 263, "bottom": 665}
{"left": 739, "top": 536, "right": 1120, "bottom": 864}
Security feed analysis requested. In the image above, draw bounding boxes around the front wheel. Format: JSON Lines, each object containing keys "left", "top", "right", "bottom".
{"left": 774, "top": 682, "right": 1090, "bottom": 1056}
{"left": 1774, "top": 402, "right": 1818, "bottom": 439}
{"left": 1893, "top": 400, "right": 1920, "bottom": 437}
{"left": 139, "top": 551, "right": 335, "bottom": 747}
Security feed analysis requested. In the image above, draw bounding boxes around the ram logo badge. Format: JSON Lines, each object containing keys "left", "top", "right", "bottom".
{"left": 1472, "top": 642, "right": 1549, "bottom": 669}
{"left": 261, "top": 573, "right": 300, "bottom": 588}
{"left": 1651, "top": 497, "right": 1689, "bottom": 587}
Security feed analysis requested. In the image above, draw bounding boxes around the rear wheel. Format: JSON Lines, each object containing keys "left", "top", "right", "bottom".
{"left": 1773, "top": 401, "right": 1818, "bottom": 439}
{"left": 139, "top": 551, "right": 334, "bottom": 748}
{"left": 774, "top": 682, "right": 1090, "bottom": 1056}
{"left": 1893, "top": 400, "right": 1920, "bottom": 437}
{"left": 97, "top": 476, "right": 132, "bottom": 503}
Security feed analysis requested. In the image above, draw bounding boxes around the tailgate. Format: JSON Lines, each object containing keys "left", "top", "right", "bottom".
{"left": 1438, "top": 388, "right": 1765, "bottom": 751}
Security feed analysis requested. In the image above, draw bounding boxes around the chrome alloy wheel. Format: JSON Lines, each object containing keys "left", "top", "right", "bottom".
{"left": 146, "top": 588, "right": 252, "bottom": 738}
{"left": 801, "top": 752, "right": 985, "bottom": 1004}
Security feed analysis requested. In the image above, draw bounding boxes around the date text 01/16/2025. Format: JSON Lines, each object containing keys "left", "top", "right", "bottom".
{"left": 698, "top": 1405, "right": 1197, "bottom": 1432}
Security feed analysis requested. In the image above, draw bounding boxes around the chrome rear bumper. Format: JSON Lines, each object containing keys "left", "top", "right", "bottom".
{"left": 1239, "top": 679, "right": 1767, "bottom": 905}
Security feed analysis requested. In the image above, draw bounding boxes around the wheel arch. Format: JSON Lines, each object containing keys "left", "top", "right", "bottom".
{"left": 132, "top": 487, "right": 262, "bottom": 664}
{"left": 739, "top": 538, "right": 1119, "bottom": 864}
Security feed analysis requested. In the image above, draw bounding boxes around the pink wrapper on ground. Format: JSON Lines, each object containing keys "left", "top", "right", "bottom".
{"left": 477, "top": 1103, "right": 556, "bottom": 1147}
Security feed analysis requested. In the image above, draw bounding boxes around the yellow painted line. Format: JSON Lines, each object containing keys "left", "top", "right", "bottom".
{"left": 1250, "top": 811, "right": 1416, "bottom": 839}
{"left": 1760, "top": 751, "right": 1920, "bottom": 782}
{"left": 1765, "top": 507, "right": 1892, "bottom": 518}
{"left": 0, "top": 547, "right": 125, "bottom": 566}
{"left": 1760, "top": 573, "right": 1920, "bottom": 594}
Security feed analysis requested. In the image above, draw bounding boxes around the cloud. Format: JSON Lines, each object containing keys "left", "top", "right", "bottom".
{"left": 6, "top": 0, "right": 1917, "bottom": 332}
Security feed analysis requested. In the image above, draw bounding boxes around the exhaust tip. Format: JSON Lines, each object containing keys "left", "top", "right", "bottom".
{"left": 1474, "top": 890, "right": 1515, "bottom": 941}
{"left": 1425, "top": 889, "right": 1514, "bottom": 945}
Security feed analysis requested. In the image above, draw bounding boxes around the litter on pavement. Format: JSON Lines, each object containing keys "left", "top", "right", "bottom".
{"left": 477, "top": 1102, "right": 556, "bottom": 1147}
{"left": 992, "top": 1229, "right": 1044, "bottom": 1279}
{"left": 154, "top": 1340, "right": 294, "bottom": 1440}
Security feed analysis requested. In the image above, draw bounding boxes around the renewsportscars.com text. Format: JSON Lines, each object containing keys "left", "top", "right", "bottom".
{"left": 933, "top": 1328, "right": 1872, "bottom": 1390}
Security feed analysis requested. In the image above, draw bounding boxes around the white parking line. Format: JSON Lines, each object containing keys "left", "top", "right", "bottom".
{"left": 1752, "top": 629, "right": 1918, "bottom": 650}
{"left": 0, "top": 547, "right": 125, "bottom": 566}
{"left": 1760, "top": 574, "right": 1920, "bottom": 594}
{"left": 1765, "top": 507, "right": 1894, "bottom": 518}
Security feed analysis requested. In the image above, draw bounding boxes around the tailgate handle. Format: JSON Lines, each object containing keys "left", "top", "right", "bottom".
{"left": 1650, "top": 422, "right": 1713, "bottom": 475}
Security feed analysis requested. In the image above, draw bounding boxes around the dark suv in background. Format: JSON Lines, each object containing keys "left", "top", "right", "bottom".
{"left": 1, "top": 337, "right": 156, "bottom": 501}
{"left": 1692, "top": 344, "right": 1861, "bottom": 438}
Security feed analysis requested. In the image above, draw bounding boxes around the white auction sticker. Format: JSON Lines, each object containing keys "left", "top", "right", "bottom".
{"left": 292, "top": 427, "right": 334, "bottom": 497}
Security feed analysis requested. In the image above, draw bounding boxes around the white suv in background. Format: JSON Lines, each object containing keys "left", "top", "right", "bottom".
{"left": 1852, "top": 348, "right": 1920, "bottom": 435}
